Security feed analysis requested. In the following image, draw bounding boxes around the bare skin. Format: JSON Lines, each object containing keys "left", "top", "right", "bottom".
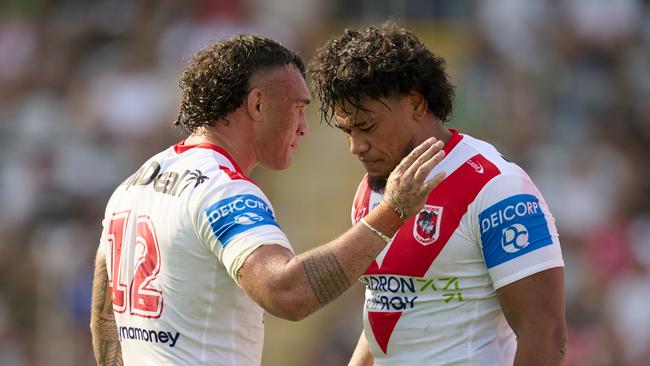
{"left": 497, "top": 267, "right": 567, "bottom": 366}
{"left": 184, "top": 65, "right": 312, "bottom": 176}
{"left": 348, "top": 268, "right": 567, "bottom": 366}
{"left": 344, "top": 92, "right": 567, "bottom": 365}
{"left": 89, "top": 66, "right": 447, "bottom": 366}
{"left": 185, "top": 65, "right": 448, "bottom": 320}
{"left": 348, "top": 332, "right": 373, "bottom": 366}
{"left": 90, "top": 250, "right": 123, "bottom": 366}
{"left": 237, "top": 137, "right": 447, "bottom": 320}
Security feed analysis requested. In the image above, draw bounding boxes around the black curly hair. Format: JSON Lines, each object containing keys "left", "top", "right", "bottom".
{"left": 309, "top": 21, "right": 454, "bottom": 125}
{"left": 175, "top": 34, "right": 305, "bottom": 134}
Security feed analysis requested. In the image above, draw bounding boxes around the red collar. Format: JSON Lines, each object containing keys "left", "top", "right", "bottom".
{"left": 173, "top": 142, "right": 245, "bottom": 176}
{"left": 443, "top": 128, "right": 463, "bottom": 155}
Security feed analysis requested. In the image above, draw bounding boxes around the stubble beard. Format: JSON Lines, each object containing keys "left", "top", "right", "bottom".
{"left": 367, "top": 139, "right": 416, "bottom": 194}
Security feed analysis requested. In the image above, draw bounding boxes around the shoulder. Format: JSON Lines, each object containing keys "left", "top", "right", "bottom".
{"left": 190, "top": 168, "right": 271, "bottom": 214}
{"left": 437, "top": 133, "right": 546, "bottom": 213}
{"left": 170, "top": 144, "right": 264, "bottom": 198}
{"left": 456, "top": 135, "right": 540, "bottom": 197}
{"left": 457, "top": 133, "right": 525, "bottom": 175}
{"left": 449, "top": 133, "right": 537, "bottom": 193}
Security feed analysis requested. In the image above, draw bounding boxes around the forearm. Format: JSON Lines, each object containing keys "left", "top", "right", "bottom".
{"left": 348, "top": 332, "right": 373, "bottom": 366}
{"left": 90, "top": 315, "right": 123, "bottom": 366}
{"left": 289, "top": 227, "right": 384, "bottom": 314}
{"left": 245, "top": 221, "right": 387, "bottom": 320}
{"left": 239, "top": 139, "right": 446, "bottom": 319}
{"left": 295, "top": 202, "right": 406, "bottom": 313}
{"left": 240, "top": 202, "right": 401, "bottom": 320}
{"left": 90, "top": 251, "right": 123, "bottom": 366}
{"left": 514, "top": 329, "right": 567, "bottom": 366}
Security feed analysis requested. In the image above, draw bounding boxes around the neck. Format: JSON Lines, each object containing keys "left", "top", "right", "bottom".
{"left": 434, "top": 122, "right": 454, "bottom": 146}
{"left": 184, "top": 121, "right": 257, "bottom": 175}
{"left": 415, "top": 115, "right": 454, "bottom": 147}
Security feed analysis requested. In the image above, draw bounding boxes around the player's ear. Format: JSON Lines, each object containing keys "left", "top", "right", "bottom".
{"left": 246, "top": 88, "right": 263, "bottom": 122}
{"left": 408, "top": 91, "right": 427, "bottom": 120}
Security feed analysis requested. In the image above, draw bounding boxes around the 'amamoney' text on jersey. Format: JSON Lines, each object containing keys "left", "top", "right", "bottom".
{"left": 98, "top": 143, "right": 292, "bottom": 366}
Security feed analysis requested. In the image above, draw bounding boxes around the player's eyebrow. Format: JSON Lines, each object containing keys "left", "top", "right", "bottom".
{"left": 334, "top": 118, "right": 371, "bottom": 131}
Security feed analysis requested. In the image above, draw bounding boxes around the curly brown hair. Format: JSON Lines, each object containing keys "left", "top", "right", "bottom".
{"left": 175, "top": 34, "right": 305, "bottom": 134}
{"left": 309, "top": 21, "right": 454, "bottom": 125}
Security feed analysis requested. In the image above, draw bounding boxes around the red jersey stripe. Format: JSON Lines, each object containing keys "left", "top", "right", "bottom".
{"left": 365, "top": 154, "right": 500, "bottom": 277}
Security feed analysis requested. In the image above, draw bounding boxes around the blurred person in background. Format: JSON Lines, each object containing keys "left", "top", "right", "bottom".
{"left": 310, "top": 21, "right": 566, "bottom": 366}
{"left": 89, "top": 34, "right": 447, "bottom": 365}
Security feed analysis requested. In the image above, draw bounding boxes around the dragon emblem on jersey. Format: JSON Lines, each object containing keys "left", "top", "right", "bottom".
{"left": 413, "top": 205, "right": 443, "bottom": 245}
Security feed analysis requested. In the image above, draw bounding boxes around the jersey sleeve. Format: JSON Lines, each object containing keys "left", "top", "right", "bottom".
{"left": 98, "top": 194, "right": 120, "bottom": 256}
{"left": 98, "top": 217, "right": 108, "bottom": 255}
{"left": 191, "top": 177, "right": 293, "bottom": 284}
{"left": 472, "top": 172, "right": 564, "bottom": 289}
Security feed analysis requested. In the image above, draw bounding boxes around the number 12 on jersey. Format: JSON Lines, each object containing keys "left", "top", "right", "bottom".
{"left": 107, "top": 210, "right": 163, "bottom": 318}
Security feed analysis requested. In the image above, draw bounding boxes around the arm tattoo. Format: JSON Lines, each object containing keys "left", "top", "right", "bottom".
{"left": 302, "top": 250, "right": 351, "bottom": 306}
{"left": 91, "top": 256, "right": 123, "bottom": 366}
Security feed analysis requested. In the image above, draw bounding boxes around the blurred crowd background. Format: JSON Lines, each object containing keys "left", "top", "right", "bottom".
{"left": 0, "top": 0, "right": 649, "bottom": 365}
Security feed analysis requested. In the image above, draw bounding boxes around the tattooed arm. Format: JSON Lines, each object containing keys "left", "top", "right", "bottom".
{"left": 90, "top": 249, "right": 123, "bottom": 365}
{"left": 237, "top": 139, "right": 446, "bottom": 320}
{"left": 237, "top": 215, "right": 384, "bottom": 320}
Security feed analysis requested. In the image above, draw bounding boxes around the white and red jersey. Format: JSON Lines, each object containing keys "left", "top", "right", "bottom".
{"left": 351, "top": 130, "right": 564, "bottom": 365}
{"left": 98, "top": 142, "right": 292, "bottom": 365}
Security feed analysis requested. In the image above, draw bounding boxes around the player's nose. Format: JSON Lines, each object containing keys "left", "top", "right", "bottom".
{"left": 349, "top": 131, "right": 369, "bottom": 154}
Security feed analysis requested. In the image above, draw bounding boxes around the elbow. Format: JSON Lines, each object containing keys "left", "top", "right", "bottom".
{"left": 514, "top": 313, "right": 567, "bottom": 340}
{"left": 273, "top": 309, "right": 310, "bottom": 322}
{"left": 545, "top": 316, "right": 568, "bottom": 347}
{"left": 543, "top": 321, "right": 568, "bottom": 362}
{"left": 266, "top": 300, "right": 314, "bottom": 322}
{"left": 277, "top": 304, "right": 312, "bottom": 321}
{"left": 516, "top": 317, "right": 567, "bottom": 358}
{"left": 89, "top": 318, "right": 98, "bottom": 334}
{"left": 555, "top": 320, "right": 568, "bottom": 359}
{"left": 261, "top": 290, "right": 316, "bottom": 321}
